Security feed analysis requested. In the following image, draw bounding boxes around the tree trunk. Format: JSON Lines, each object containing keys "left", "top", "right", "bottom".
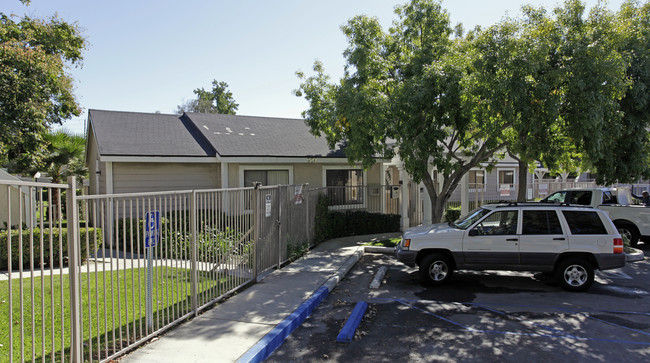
{"left": 517, "top": 158, "right": 528, "bottom": 202}
{"left": 507, "top": 149, "right": 529, "bottom": 202}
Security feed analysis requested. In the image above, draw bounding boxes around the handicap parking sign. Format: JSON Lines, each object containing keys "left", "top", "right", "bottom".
{"left": 145, "top": 211, "right": 160, "bottom": 248}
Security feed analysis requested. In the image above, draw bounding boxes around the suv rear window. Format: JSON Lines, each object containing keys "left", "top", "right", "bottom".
{"left": 561, "top": 211, "right": 607, "bottom": 235}
{"left": 522, "top": 210, "right": 563, "bottom": 235}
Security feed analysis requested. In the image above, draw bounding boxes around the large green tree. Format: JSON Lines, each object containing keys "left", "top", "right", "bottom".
{"left": 176, "top": 80, "right": 239, "bottom": 114}
{"left": 296, "top": 0, "right": 650, "bottom": 222}
{"left": 0, "top": 11, "right": 86, "bottom": 169}
{"left": 469, "top": 0, "right": 635, "bottom": 201}
{"left": 296, "top": 0, "right": 510, "bottom": 222}
{"left": 604, "top": 0, "right": 650, "bottom": 183}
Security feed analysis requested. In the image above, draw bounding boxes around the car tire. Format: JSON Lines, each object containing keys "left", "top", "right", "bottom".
{"left": 555, "top": 258, "right": 594, "bottom": 292}
{"left": 419, "top": 253, "right": 453, "bottom": 285}
{"left": 615, "top": 222, "right": 639, "bottom": 247}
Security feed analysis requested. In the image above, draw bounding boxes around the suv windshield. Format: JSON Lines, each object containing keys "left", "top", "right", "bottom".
{"left": 452, "top": 207, "right": 491, "bottom": 230}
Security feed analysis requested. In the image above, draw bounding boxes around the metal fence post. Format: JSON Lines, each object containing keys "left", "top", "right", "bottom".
{"left": 253, "top": 184, "right": 260, "bottom": 279}
{"left": 67, "top": 176, "right": 82, "bottom": 362}
{"left": 278, "top": 186, "right": 283, "bottom": 269}
{"left": 305, "top": 184, "right": 310, "bottom": 245}
{"left": 190, "top": 191, "right": 198, "bottom": 316}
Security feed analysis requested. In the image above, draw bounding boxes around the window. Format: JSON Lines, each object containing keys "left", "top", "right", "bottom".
{"left": 469, "top": 170, "right": 485, "bottom": 190}
{"left": 474, "top": 210, "right": 518, "bottom": 235}
{"left": 545, "top": 191, "right": 567, "bottom": 203}
{"left": 498, "top": 170, "right": 515, "bottom": 187}
{"left": 569, "top": 191, "right": 592, "bottom": 206}
{"left": 243, "top": 170, "right": 289, "bottom": 187}
{"left": 522, "top": 210, "right": 563, "bottom": 235}
{"left": 562, "top": 211, "right": 607, "bottom": 235}
{"left": 326, "top": 169, "right": 363, "bottom": 206}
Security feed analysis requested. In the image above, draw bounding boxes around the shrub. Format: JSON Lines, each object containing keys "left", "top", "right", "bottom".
{"left": 444, "top": 206, "right": 461, "bottom": 223}
{"left": 313, "top": 193, "right": 401, "bottom": 242}
{"left": 0, "top": 227, "right": 103, "bottom": 270}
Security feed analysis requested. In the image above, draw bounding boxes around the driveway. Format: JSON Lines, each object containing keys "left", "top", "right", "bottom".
{"left": 268, "top": 247, "right": 650, "bottom": 362}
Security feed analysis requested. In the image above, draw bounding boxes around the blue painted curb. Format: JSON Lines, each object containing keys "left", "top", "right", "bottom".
{"left": 336, "top": 301, "right": 368, "bottom": 343}
{"left": 236, "top": 285, "right": 331, "bottom": 363}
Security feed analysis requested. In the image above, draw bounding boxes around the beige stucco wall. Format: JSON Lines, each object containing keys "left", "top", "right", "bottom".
{"left": 111, "top": 162, "right": 220, "bottom": 194}
{"left": 0, "top": 183, "right": 31, "bottom": 229}
{"left": 294, "top": 164, "right": 322, "bottom": 187}
{"left": 224, "top": 162, "right": 380, "bottom": 189}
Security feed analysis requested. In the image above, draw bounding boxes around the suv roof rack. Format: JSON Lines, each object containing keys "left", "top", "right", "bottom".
{"left": 492, "top": 202, "right": 593, "bottom": 209}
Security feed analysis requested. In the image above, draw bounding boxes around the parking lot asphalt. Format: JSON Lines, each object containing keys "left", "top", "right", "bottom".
{"left": 267, "top": 245, "right": 650, "bottom": 362}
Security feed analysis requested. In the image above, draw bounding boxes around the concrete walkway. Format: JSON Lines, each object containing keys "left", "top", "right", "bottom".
{"left": 120, "top": 232, "right": 402, "bottom": 363}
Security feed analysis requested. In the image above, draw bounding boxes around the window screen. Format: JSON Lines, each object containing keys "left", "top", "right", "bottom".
{"left": 562, "top": 211, "right": 608, "bottom": 235}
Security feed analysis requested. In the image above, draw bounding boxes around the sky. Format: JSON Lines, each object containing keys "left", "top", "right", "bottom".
{"left": 2, "top": 0, "right": 627, "bottom": 135}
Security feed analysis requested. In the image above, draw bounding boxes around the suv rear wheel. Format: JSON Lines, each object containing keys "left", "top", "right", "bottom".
{"left": 555, "top": 258, "right": 594, "bottom": 292}
{"left": 419, "top": 254, "right": 453, "bottom": 285}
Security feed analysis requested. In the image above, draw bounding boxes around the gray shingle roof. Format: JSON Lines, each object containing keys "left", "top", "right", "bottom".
{"left": 184, "top": 113, "right": 345, "bottom": 157}
{"left": 88, "top": 110, "right": 346, "bottom": 158}
{"left": 89, "top": 110, "right": 215, "bottom": 157}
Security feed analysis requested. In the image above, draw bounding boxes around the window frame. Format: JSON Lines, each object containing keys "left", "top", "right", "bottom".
{"left": 497, "top": 168, "right": 516, "bottom": 190}
{"left": 238, "top": 165, "right": 294, "bottom": 187}
{"left": 468, "top": 169, "right": 486, "bottom": 192}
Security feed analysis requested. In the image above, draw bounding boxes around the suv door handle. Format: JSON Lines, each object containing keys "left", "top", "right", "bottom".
{"left": 506, "top": 238, "right": 519, "bottom": 241}
{"left": 553, "top": 237, "right": 566, "bottom": 241}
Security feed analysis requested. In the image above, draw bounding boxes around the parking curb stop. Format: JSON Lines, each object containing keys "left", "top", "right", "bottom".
{"left": 336, "top": 301, "right": 369, "bottom": 343}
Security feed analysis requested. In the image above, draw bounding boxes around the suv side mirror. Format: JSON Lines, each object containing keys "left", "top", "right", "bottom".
{"left": 468, "top": 229, "right": 479, "bottom": 237}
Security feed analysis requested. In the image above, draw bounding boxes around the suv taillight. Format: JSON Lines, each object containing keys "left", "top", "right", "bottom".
{"left": 613, "top": 238, "right": 623, "bottom": 254}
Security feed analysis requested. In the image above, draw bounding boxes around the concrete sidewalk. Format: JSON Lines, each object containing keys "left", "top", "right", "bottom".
{"left": 120, "top": 232, "right": 401, "bottom": 363}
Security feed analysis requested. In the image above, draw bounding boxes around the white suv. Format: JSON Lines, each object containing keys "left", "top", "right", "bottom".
{"left": 395, "top": 203, "right": 626, "bottom": 291}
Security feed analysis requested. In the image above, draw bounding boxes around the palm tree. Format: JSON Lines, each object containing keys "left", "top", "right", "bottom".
{"left": 42, "top": 129, "right": 87, "bottom": 219}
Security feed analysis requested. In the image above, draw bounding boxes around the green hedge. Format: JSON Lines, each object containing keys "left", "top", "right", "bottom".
{"left": 0, "top": 228, "right": 102, "bottom": 270}
{"left": 314, "top": 194, "right": 401, "bottom": 243}
{"left": 444, "top": 205, "right": 462, "bottom": 223}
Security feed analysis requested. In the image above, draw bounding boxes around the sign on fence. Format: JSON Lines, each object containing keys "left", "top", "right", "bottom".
{"left": 294, "top": 185, "right": 303, "bottom": 205}
{"left": 539, "top": 183, "right": 548, "bottom": 195}
{"left": 145, "top": 211, "right": 160, "bottom": 248}
{"left": 499, "top": 184, "right": 510, "bottom": 197}
{"left": 265, "top": 194, "right": 272, "bottom": 217}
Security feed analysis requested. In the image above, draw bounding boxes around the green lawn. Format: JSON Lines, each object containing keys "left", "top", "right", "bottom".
{"left": 0, "top": 266, "right": 244, "bottom": 362}
{"left": 363, "top": 237, "right": 401, "bottom": 247}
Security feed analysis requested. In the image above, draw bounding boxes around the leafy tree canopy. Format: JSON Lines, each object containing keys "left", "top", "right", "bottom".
{"left": 296, "top": 0, "right": 649, "bottom": 222}
{"left": 176, "top": 80, "right": 239, "bottom": 115}
{"left": 0, "top": 10, "right": 86, "bottom": 170}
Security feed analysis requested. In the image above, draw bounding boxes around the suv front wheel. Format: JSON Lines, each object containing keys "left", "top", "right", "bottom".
{"left": 419, "top": 254, "right": 453, "bottom": 285}
{"left": 555, "top": 258, "right": 594, "bottom": 292}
